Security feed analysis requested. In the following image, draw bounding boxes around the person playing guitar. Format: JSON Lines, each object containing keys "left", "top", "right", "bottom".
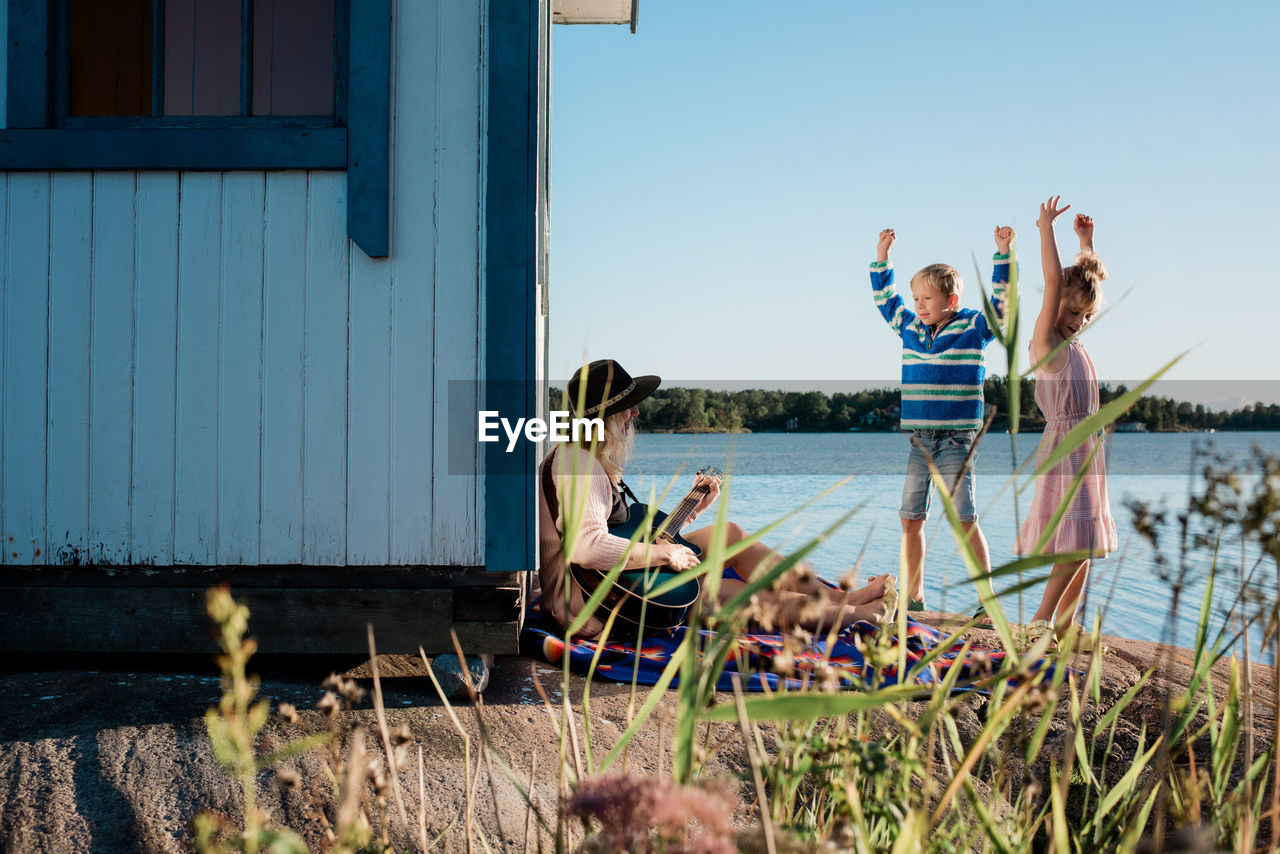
{"left": 537, "top": 359, "right": 895, "bottom": 641}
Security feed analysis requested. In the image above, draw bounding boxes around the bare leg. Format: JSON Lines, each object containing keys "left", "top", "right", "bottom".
{"left": 771, "top": 591, "right": 891, "bottom": 631}
{"left": 683, "top": 522, "right": 770, "bottom": 575}
{"left": 1054, "top": 560, "right": 1090, "bottom": 629}
{"left": 683, "top": 523, "right": 890, "bottom": 605}
{"left": 1030, "top": 559, "right": 1088, "bottom": 627}
{"left": 900, "top": 518, "right": 926, "bottom": 601}
{"left": 711, "top": 576, "right": 890, "bottom": 631}
{"left": 961, "top": 521, "right": 992, "bottom": 575}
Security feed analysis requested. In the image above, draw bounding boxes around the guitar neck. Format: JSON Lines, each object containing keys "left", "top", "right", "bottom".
{"left": 661, "top": 490, "right": 705, "bottom": 534}
{"left": 660, "top": 466, "right": 722, "bottom": 534}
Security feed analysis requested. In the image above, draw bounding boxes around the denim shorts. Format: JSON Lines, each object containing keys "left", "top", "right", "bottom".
{"left": 900, "top": 429, "right": 979, "bottom": 522}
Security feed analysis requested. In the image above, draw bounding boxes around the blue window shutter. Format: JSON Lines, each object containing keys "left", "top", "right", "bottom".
{"left": 346, "top": 0, "right": 390, "bottom": 259}
{"left": 484, "top": 1, "right": 539, "bottom": 573}
{"left": 6, "top": 0, "right": 51, "bottom": 127}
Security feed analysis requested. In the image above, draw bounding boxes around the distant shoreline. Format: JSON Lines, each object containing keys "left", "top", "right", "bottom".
{"left": 549, "top": 383, "right": 1280, "bottom": 435}
{"left": 636, "top": 426, "right": 1258, "bottom": 435}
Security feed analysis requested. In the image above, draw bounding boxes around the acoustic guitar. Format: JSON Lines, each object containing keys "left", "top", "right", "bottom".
{"left": 570, "top": 466, "right": 723, "bottom": 634}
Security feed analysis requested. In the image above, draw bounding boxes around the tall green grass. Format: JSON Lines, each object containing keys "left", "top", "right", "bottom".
{"left": 536, "top": 243, "right": 1278, "bottom": 852}
{"left": 195, "top": 247, "right": 1279, "bottom": 851}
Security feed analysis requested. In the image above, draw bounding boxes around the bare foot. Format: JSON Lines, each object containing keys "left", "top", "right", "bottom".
{"left": 843, "top": 573, "right": 893, "bottom": 605}
{"left": 845, "top": 595, "right": 891, "bottom": 625}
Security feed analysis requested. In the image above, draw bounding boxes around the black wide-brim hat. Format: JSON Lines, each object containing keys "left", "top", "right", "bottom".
{"left": 567, "top": 359, "right": 661, "bottom": 418}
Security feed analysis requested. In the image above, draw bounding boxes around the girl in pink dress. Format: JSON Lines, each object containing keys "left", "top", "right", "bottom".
{"left": 1015, "top": 196, "right": 1117, "bottom": 649}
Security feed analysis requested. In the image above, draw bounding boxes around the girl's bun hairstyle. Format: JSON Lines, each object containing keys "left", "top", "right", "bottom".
{"left": 1062, "top": 251, "right": 1107, "bottom": 310}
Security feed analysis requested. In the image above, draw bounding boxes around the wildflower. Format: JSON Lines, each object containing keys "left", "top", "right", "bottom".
{"left": 850, "top": 633, "right": 868, "bottom": 656}
{"left": 831, "top": 819, "right": 857, "bottom": 845}
{"left": 567, "top": 773, "right": 736, "bottom": 854}
{"left": 967, "top": 649, "right": 993, "bottom": 677}
{"left": 814, "top": 661, "right": 841, "bottom": 693}
{"left": 390, "top": 723, "right": 413, "bottom": 747}
{"left": 276, "top": 767, "right": 300, "bottom": 789}
{"left": 278, "top": 702, "right": 300, "bottom": 724}
{"left": 320, "top": 673, "right": 366, "bottom": 706}
{"left": 317, "top": 691, "right": 341, "bottom": 719}
{"left": 339, "top": 681, "right": 366, "bottom": 706}
{"left": 748, "top": 594, "right": 777, "bottom": 633}
{"left": 1023, "top": 682, "right": 1057, "bottom": 716}
{"left": 322, "top": 674, "right": 366, "bottom": 707}
{"left": 792, "top": 562, "right": 816, "bottom": 586}
{"left": 798, "top": 597, "right": 826, "bottom": 626}
{"left": 839, "top": 569, "right": 859, "bottom": 591}
{"left": 370, "top": 765, "right": 389, "bottom": 798}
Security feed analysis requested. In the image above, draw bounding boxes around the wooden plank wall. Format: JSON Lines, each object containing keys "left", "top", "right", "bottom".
{"left": 536, "top": 0, "right": 551, "bottom": 445}
{"left": 0, "top": 0, "right": 484, "bottom": 569}
{"left": 1, "top": 0, "right": 7, "bottom": 126}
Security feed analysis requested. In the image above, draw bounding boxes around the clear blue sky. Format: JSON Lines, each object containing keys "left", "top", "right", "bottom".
{"left": 549, "top": 2, "right": 1280, "bottom": 408}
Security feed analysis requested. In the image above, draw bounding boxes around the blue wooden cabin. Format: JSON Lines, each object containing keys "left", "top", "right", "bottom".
{"left": 0, "top": 0, "right": 593, "bottom": 655}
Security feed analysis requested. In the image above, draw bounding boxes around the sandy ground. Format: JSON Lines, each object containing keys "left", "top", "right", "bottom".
{"left": 0, "top": 612, "right": 1275, "bottom": 853}
{"left": 0, "top": 649, "right": 735, "bottom": 853}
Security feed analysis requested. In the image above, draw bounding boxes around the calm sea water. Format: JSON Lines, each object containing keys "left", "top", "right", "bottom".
{"left": 626, "top": 431, "right": 1280, "bottom": 664}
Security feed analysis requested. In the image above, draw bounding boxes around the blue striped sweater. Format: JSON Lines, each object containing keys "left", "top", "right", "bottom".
{"left": 870, "top": 254, "right": 1011, "bottom": 431}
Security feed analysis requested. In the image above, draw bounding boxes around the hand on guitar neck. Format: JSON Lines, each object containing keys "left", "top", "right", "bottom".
{"left": 654, "top": 467, "right": 721, "bottom": 571}
{"left": 687, "top": 468, "right": 723, "bottom": 526}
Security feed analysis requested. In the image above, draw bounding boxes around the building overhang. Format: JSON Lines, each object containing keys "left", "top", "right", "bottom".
{"left": 552, "top": 0, "right": 638, "bottom": 32}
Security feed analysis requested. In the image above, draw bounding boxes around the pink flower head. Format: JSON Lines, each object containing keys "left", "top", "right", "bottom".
{"left": 567, "top": 773, "right": 736, "bottom": 854}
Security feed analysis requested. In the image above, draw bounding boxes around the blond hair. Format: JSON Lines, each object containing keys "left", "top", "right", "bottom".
{"left": 910, "top": 263, "right": 963, "bottom": 299}
{"left": 575, "top": 410, "right": 633, "bottom": 484}
{"left": 1062, "top": 252, "right": 1107, "bottom": 312}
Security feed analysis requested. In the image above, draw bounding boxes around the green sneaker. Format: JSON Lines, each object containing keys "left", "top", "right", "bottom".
{"left": 972, "top": 605, "right": 995, "bottom": 629}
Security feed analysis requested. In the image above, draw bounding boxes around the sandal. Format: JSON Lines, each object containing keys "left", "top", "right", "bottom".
{"left": 1062, "top": 624, "right": 1107, "bottom": 655}
{"left": 1024, "top": 619, "right": 1057, "bottom": 650}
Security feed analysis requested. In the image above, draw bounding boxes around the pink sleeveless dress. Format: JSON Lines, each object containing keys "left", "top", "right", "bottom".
{"left": 1015, "top": 339, "right": 1117, "bottom": 557}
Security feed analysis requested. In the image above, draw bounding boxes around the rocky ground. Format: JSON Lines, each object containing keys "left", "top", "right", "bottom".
{"left": 0, "top": 612, "right": 1274, "bottom": 853}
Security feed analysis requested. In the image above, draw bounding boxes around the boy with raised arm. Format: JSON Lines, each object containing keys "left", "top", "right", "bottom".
{"left": 869, "top": 226, "right": 1013, "bottom": 611}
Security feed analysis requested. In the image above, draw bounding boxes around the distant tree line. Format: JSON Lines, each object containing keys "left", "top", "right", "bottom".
{"left": 552, "top": 381, "right": 1280, "bottom": 433}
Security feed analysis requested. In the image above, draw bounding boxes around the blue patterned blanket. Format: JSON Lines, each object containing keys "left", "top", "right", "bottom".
{"left": 521, "top": 598, "right": 1020, "bottom": 692}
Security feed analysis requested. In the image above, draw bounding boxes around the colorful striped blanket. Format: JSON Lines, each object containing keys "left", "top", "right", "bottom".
{"left": 520, "top": 598, "right": 1020, "bottom": 692}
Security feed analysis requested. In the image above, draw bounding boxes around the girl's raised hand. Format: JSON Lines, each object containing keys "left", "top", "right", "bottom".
{"left": 1074, "top": 213, "right": 1094, "bottom": 241}
{"left": 1037, "top": 195, "right": 1071, "bottom": 230}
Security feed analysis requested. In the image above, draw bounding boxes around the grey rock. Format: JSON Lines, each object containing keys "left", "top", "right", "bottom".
{"left": 429, "top": 652, "right": 493, "bottom": 698}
